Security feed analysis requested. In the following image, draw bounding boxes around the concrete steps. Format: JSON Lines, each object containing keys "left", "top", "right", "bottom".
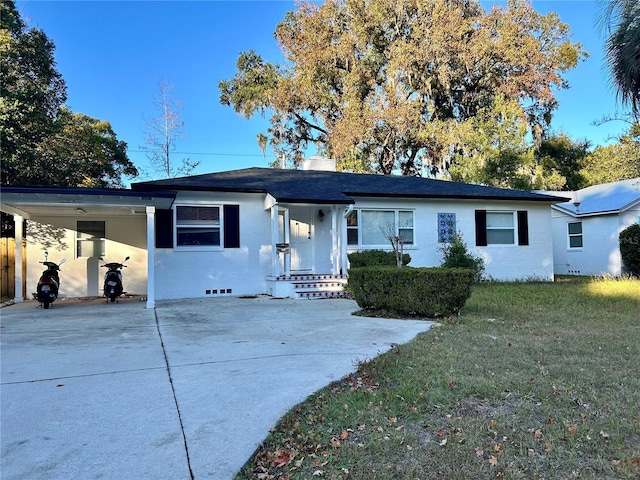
{"left": 269, "top": 274, "right": 350, "bottom": 299}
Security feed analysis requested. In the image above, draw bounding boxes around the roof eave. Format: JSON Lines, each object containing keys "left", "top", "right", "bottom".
{"left": 348, "top": 192, "right": 563, "bottom": 202}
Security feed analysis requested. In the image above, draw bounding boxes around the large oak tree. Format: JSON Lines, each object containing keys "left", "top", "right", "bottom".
{"left": 219, "top": 0, "right": 585, "bottom": 176}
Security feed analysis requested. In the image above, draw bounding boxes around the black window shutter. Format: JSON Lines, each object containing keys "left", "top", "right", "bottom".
{"left": 475, "top": 210, "right": 487, "bottom": 246}
{"left": 155, "top": 209, "right": 173, "bottom": 248}
{"left": 517, "top": 210, "right": 529, "bottom": 246}
{"left": 223, "top": 205, "right": 240, "bottom": 248}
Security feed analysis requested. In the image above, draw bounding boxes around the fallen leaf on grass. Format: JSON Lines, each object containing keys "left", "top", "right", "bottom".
{"left": 271, "top": 449, "right": 295, "bottom": 468}
{"left": 489, "top": 455, "right": 498, "bottom": 466}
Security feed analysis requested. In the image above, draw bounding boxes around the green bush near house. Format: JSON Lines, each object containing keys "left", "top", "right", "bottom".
{"left": 439, "top": 233, "right": 485, "bottom": 282}
{"left": 347, "top": 266, "right": 474, "bottom": 317}
{"left": 619, "top": 223, "right": 640, "bottom": 277}
{"left": 348, "top": 249, "right": 411, "bottom": 268}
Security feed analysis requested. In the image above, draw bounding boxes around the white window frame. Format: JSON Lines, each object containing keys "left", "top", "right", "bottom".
{"left": 347, "top": 209, "right": 415, "bottom": 248}
{"left": 486, "top": 211, "right": 516, "bottom": 245}
{"left": 76, "top": 220, "right": 106, "bottom": 258}
{"left": 174, "top": 205, "right": 222, "bottom": 250}
{"left": 567, "top": 221, "right": 583, "bottom": 249}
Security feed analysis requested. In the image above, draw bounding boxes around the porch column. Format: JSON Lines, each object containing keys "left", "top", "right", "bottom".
{"left": 331, "top": 207, "right": 339, "bottom": 275}
{"left": 283, "top": 207, "right": 291, "bottom": 277}
{"left": 341, "top": 206, "right": 350, "bottom": 275}
{"left": 271, "top": 205, "right": 280, "bottom": 277}
{"left": 146, "top": 206, "right": 155, "bottom": 309}
{"left": 13, "top": 215, "right": 24, "bottom": 303}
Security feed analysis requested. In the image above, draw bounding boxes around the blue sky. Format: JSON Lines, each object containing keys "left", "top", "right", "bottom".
{"left": 16, "top": 1, "right": 630, "bottom": 181}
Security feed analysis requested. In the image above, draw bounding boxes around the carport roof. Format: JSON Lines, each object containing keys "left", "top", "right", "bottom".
{"left": 132, "top": 167, "right": 567, "bottom": 204}
{"left": 0, "top": 185, "right": 176, "bottom": 218}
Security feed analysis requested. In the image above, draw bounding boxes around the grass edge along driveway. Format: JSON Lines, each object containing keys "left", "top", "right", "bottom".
{"left": 237, "top": 277, "right": 640, "bottom": 480}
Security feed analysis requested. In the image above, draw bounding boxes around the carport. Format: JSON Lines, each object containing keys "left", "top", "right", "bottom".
{"left": 0, "top": 186, "right": 175, "bottom": 308}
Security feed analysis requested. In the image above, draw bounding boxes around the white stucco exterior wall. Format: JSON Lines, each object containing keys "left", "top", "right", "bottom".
{"left": 346, "top": 198, "right": 555, "bottom": 281}
{"left": 21, "top": 193, "right": 558, "bottom": 301}
{"left": 153, "top": 192, "right": 273, "bottom": 300}
{"left": 25, "top": 215, "right": 148, "bottom": 299}
{"left": 552, "top": 204, "right": 640, "bottom": 276}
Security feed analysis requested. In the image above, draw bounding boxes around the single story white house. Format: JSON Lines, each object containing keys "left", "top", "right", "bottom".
{"left": 1, "top": 158, "right": 566, "bottom": 307}
{"left": 551, "top": 178, "right": 640, "bottom": 276}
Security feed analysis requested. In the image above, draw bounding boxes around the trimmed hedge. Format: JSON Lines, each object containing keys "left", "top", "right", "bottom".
{"left": 347, "top": 266, "right": 475, "bottom": 317}
{"left": 348, "top": 249, "right": 411, "bottom": 268}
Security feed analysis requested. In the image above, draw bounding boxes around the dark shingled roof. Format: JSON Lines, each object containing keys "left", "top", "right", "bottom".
{"left": 132, "top": 167, "right": 566, "bottom": 204}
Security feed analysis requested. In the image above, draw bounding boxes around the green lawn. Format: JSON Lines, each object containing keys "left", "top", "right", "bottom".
{"left": 237, "top": 277, "right": 640, "bottom": 479}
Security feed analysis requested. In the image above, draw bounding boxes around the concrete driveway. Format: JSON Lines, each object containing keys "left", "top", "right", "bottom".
{"left": 1, "top": 296, "right": 433, "bottom": 479}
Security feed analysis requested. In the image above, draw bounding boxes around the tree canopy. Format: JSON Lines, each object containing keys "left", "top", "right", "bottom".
{"left": 1, "top": 0, "right": 66, "bottom": 180}
{"left": 0, "top": 0, "right": 137, "bottom": 188}
{"left": 580, "top": 122, "right": 640, "bottom": 185}
{"left": 219, "top": 0, "right": 585, "bottom": 177}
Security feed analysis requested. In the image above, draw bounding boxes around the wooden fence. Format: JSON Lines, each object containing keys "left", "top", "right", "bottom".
{"left": 1, "top": 237, "right": 27, "bottom": 300}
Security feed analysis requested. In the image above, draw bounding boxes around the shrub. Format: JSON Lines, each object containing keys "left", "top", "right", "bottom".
{"left": 619, "top": 224, "right": 640, "bottom": 277}
{"left": 347, "top": 266, "right": 474, "bottom": 317}
{"left": 439, "top": 233, "right": 485, "bottom": 282}
{"left": 348, "top": 249, "right": 411, "bottom": 268}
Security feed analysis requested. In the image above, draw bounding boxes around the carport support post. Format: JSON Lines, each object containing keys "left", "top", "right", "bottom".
{"left": 146, "top": 206, "right": 155, "bottom": 309}
{"left": 13, "top": 215, "right": 24, "bottom": 303}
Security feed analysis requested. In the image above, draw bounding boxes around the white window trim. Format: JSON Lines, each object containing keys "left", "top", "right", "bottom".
{"left": 174, "top": 204, "right": 224, "bottom": 251}
{"left": 347, "top": 209, "right": 416, "bottom": 249}
{"left": 485, "top": 211, "right": 516, "bottom": 246}
{"left": 567, "top": 221, "right": 583, "bottom": 250}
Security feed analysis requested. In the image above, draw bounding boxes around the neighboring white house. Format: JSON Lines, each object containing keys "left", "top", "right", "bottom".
{"left": 551, "top": 178, "right": 640, "bottom": 276}
{"left": 1, "top": 159, "right": 566, "bottom": 306}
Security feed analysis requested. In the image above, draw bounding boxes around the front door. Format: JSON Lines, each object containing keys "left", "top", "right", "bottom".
{"left": 289, "top": 208, "right": 313, "bottom": 272}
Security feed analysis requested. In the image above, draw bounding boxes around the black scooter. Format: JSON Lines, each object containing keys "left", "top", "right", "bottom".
{"left": 36, "top": 252, "right": 66, "bottom": 309}
{"left": 100, "top": 256, "right": 129, "bottom": 302}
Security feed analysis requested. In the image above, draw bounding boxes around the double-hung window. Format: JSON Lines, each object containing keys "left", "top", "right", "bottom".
{"left": 176, "top": 206, "right": 220, "bottom": 247}
{"left": 568, "top": 222, "right": 583, "bottom": 248}
{"left": 347, "top": 209, "right": 414, "bottom": 247}
{"left": 486, "top": 212, "right": 515, "bottom": 244}
{"left": 475, "top": 210, "right": 529, "bottom": 246}
{"left": 155, "top": 205, "right": 240, "bottom": 249}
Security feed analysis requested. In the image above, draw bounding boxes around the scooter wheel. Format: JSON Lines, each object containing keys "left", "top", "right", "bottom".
{"left": 43, "top": 302, "right": 50, "bottom": 309}
{"left": 109, "top": 295, "right": 116, "bottom": 303}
